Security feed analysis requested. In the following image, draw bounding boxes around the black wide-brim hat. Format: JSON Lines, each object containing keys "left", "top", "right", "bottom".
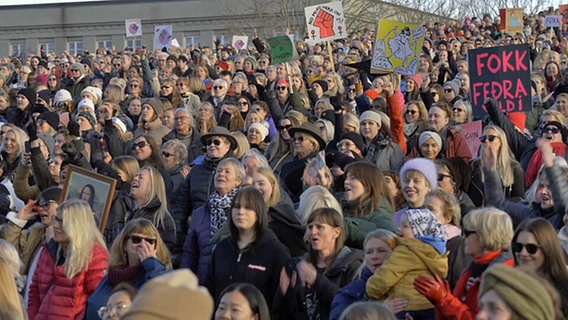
{"left": 288, "top": 122, "right": 326, "bottom": 151}
{"left": 200, "top": 126, "right": 238, "bottom": 150}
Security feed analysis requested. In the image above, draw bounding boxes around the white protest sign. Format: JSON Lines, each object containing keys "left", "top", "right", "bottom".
{"left": 545, "top": 15, "right": 562, "bottom": 28}
{"left": 304, "top": 1, "right": 346, "bottom": 44}
{"left": 154, "top": 25, "right": 173, "bottom": 50}
{"left": 125, "top": 19, "right": 142, "bottom": 37}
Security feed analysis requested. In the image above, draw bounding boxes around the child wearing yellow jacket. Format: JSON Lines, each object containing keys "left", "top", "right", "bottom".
{"left": 366, "top": 208, "right": 448, "bottom": 320}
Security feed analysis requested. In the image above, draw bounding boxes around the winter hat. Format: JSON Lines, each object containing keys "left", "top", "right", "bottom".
{"left": 80, "top": 57, "right": 92, "bottom": 70}
{"left": 507, "top": 112, "right": 526, "bottom": 132}
{"left": 399, "top": 158, "right": 438, "bottom": 190}
{"left": 312, "top": 79, "right": 329, "bottom": 92}
{"left": 36, "top": 89, "right": 51, "bottom": 104}
{"left": 38, "top": 186, "right": 62, "bottom": 204}
{"left": 419, "top": 131, "right": 442, "bottom": 149}
{"left": 276, "top": 79, "right": 290, "bottom": 88}
{"left": 320, "top": 110, "right": 336, "bottom": 125}
{"left": 122, "top": 269, "right": 214, "bottom": 320}
{"left": 38, "top": 60, "right": 48, "bottom": 70}
{"left": 248, "top": 122, "right": 269, "bottom": 141}
{"left": 38, "top": 111, "right": 60, "bottom": 130}
{"left": 112, "top": 117, "right": 127, "bottom": 134}
{"left": 364, "top": 89, "right": 380, "bottom": 101}
{"left": 407, "top": 74, "right": 423, "bottom": 89}
{"left": 359, "top": 110, "right": 383, "bottom": 127}
{"left": 54, "top": 89, "right": 72, "bottom": 104}
{"left": 216, "top": 61, "right": 230, "bottom": 71}
{"left": 541, "top": 120, "right": 568, "bottom": 142}
{"left": 243, "top": 56, "right": 257, "bottom": 70}
{"left": 480, "top": 265, "right": 554, "bottom": 320}
{"left": 142, "top": 98, "right": 164, "bottom": 117}
{"left": 443, "top": 79, "right": 461, "bottom": 94}
{"left": 77, "top": 98, "right": 95, "bottom": 113}
{"left": 77, "top": 111, "right": 97, "bottom": 128}
{"left": 70, "top": 62, "right": 85, "bottom": 74}
{"left": 81, "top": 86, "right": 102, "bottom": 104}
{"left": 37, "top": 133, "right": 55, "bottom": 157}
{"left": 340, "top": 131, "right": 365, "bottom": 152}
{"left": 405, "top": 208, "right": 447, "bottom": 239}
{"left": 21, "top": 65, "right": 32, "bottom": 74}
{"left": 18, "top": 88, "right": 36, "bottom": 105}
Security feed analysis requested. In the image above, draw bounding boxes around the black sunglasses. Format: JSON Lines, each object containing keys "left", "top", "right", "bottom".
{"left": 237, "top": 102, "right": 249, "bottom": 106}
{"left": 161, "top": 151, "right": 174, "bottom": 158}
{"left": 213, "top": 86, "right": 224, "bottom": 90}
{"left": 131, "top": 141, "right": 147, "bottom": 150}
{"left": 405, "top": 110, "right": 417, "bottom": 115}
{"left": 293, "top": 135, "right": 305, "bottom": 142}
{"left": 543, "top": 127, "right": 560, "bottom": 134}
{"left": 128, "top": 234, "right": 156, "bottom": 246}
{"left": 276, "top": 86, "right": 288, "bottom": 91}
{"left": 278, "top": 124, "right": 293, "bottom": 131}
{"left": 444, "top": 88, "right": 454, "bottom": 93}
{"left": 462, "top": 229, "right": 477, "bottom": 237}
{"left": 438, "top": 173, "right": 452, "bottom": 181}
{"left": 512, "top": 242, "right": 541, "bottom": 254}
{"left": 205, "top": 138, "right": 222, "bottom": 146}
{"left": 480, "top": 135, "right": 497, "bottom": 143}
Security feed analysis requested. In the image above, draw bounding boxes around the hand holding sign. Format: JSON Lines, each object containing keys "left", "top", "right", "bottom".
{"left": 314, "top": 9, "right": 335, "bottom": 38}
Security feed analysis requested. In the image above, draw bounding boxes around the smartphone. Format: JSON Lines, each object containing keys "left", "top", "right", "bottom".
{"left": 25, "top": 141, "right": 31, "bottom": 153}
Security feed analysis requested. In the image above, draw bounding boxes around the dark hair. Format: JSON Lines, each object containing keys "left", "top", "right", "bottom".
{"left": 133, "top": 135, "right": 165, "bottom": 170}
{"left": 307, "top": 208, "right": 345, "bottom": 274}
{"left": 217, "top": 283, "right": 270, "bottom": 320}
{"left": 80, "top": 184, "right": 95, "bottom": 209}
{"left": 230, "top": 187, "right": 268, "bottom": 246}
{"left": 344, "top": 162, "right": 395, "bottom": 216}
{"left": 110, "top": 282, "right": 138, "bottom": 301}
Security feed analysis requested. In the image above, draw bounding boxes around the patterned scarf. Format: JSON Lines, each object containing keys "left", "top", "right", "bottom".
{"left": 209, "top": 187, "right": 240, "bottom": 237}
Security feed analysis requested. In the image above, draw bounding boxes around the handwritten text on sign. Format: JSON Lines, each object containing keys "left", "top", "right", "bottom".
{"left": 468, "top": 44, "right": 531, "bottom": 118}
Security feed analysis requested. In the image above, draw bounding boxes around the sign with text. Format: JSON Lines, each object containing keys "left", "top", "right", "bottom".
{"left": 154, "top": 25, "right": 173, "bottom": 50}
{"left": 371, "top": 19, "right": 424, "bottom": 76}
{"left": 499, "top": 8, "right": 524, "bottom": 34}
{"left": 125, "top": 19, "right": 142, "bottom": 37}
{"left": 267, "top": 35, "right": 299, "bottom": 64}
{"left": 468, "top": 44, "right": 531, "bottom": 118}
{"left": 304, "top": 1, "right": 347, "bottom": 44}
{"left": 544, "top": 15, "right": 562, "bottom": 28}
{"left": 452, "top": 120, "right": 482, "bottom": 157}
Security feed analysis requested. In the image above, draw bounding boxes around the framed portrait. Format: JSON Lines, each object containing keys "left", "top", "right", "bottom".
{"left": 60, "top": 165, "right": 117, "bottom": 232}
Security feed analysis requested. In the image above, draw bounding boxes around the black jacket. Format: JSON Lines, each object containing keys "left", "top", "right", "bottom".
{"left": 269, "top": 201, "right": 307, "bottom": 257}
{"left": 162, "top": 129, "right": 203, "bottom": 164}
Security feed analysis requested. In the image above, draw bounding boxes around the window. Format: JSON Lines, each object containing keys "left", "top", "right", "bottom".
{"left": 184, "top": 35, "right": 200, "bottom": 49}
{"left": 67, "top": 38, "right": 83, "bottom": 56}
{"left": 97, "top": 38, "right": 112, "bottom": 51}
{"left": 38, "top": 39, "right": 55, "bottom": 56}
{"left": 126, "top": 38, "right": 142, "bottom": 50}
{"left": 10, "top": 40, "right": 26, "bottom": 58}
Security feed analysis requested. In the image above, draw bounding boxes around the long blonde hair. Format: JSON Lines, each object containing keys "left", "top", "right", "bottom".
{"left": 58, "top": 199, "right": 107, "bottom": 279}
{"left": 137, "top": 166, "right": 171, "bottom": 231}
{"left": 480, "top": 125, "right": 517, "bottom": 187}
{"left": 0, "top": 258, "right": 24, "bottom": 320}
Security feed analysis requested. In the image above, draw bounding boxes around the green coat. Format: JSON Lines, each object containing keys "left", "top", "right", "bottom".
{"left": 342, "top": 197, "right": 397, "bottom": 249}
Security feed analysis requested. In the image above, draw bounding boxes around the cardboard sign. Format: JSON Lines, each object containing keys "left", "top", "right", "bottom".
{"left": 125, "top": 19, "right": 142, "bottom": 37}
{"left": 267, "top": 35, "right": 299, "bottom": 64}
{"left": 545, "top": 15, "right": 562, "bottom": 28}
{"left": 154, "top": 25, "right": 173, "bottom": 50}
{"left": 560, "top": 5, "right": 568, "bottom": 24}
{"left": 452, "top": 120, "right": 482, "bottom": 157}
{"left": 304, "top": 1, "right": 347, "bottom": 44}
{"left": 499, "top": 8, "right": 524, "bottom": 34}
{"left": 232, "top": 36, "right": 249, "bottom": 51}
{"left": 468, "top": 44, "right": 532, "bottom": 118}
{"left": 371, "top": 19, "right": 425, "bottom": 76}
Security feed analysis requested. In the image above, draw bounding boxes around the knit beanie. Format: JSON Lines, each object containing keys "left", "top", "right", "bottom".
{"left": 18, "top": 88, "right": 36, "bottom": 105}
{"left": 112, "top": 117, "right": 127, "bottom": 134}
{"left": 77, "top": 98, "right": 95, "bottom": 113}
{"left": 142, "top": 98, "right": 164, "bottom": 117}
{"left": 248, "top": 122, "right": 269, "bottom": 141}
{"left": 70, "top": 62, "right": 85, "bottom": 74}
{"left": 38, "top": 133, "right": 54, "bottom": 157}
{"left": 405, "top": 208, "right": 447, "bottom": 239}
{"left": 399, "top": 158, "right": 438, "bottom": 189}
{"left": 340, "top": 132, "right": 365, "bottom": 152}
{"left": 507, "top": 112, "right": 526, "bottom": 132}
{"left": 216, "top": 61, "right": 230, "bottom": 71}
{"left": 38, "top": 111, "right": 60, "bottom": 130}
{"left": 313, "top": 79, "right": 329, "bottom": 92}
{"left": 419, "top": 131, "right": 442, "bottom": 149}
{"left": 121, "top": 269, "right": 214, "bottom": 320}
{"left": 444, "top": 79, "right": 461, "bottom": 94}
{"left": 359, "top": 110, "right": 382, "bottom": 126}
{"left": 407, "top": 74, "right": 423, "bottom": 89}
{"left": 54, "top": 89, "right": 72, "bottom": 104}
{"left": 364, "top": 89, "right": 380, "bottom": 101}
{"left": 243, "top": 56, "right": 257, "bottom": 70}
{"left": 277, "top": 79, "right": 290, "bottom": 88}
{"left": 479, "top": 265, "right": 554, "bottom": 320}
{"left": 77, "top": 111, "right": 97, "bottom": 128}
{"left": 81, "top": 86, "right": 102, "bottom": 104}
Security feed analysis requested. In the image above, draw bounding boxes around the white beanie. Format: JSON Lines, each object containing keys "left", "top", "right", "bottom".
{"left": 359, "top": 110, "right": 382, "bottom": 126}
{"left": 77, "top": 98, "right": 95, "bottom": 113}
{"left": 112, "top": 117, "right": 127, "bottom": 134}
{"left": 419, "top": 131, "right": 442, "bottom": 149}
{"left": 248, "top": 122, "right": 269, "bottom": 141}
{"left": 54, "top": 89, "right": 72, "bottom": 104}
{"left": 399, "top": 158, "right": 438, "bottom": 190}
{"left": 81, "top": 86, "right": 102, "bottom": 104}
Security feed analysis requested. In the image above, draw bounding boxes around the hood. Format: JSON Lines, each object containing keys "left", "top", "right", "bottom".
{"left": 269, "top": 202, "right": 305, "bottom": 232}
{"left": 393, "top": 237, "right": 448, "bottom": 276}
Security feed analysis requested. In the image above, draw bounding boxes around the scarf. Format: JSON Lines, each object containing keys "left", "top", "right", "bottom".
{"left": 209, "top": 187, "right": 240, "bottom": 237}
{"left": 108, "top": 264, "right": 144, "bottom": 286}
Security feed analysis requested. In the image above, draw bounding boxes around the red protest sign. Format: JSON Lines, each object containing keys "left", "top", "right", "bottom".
{"left": 468, "top": 44, "right": 532, "bottom": 118}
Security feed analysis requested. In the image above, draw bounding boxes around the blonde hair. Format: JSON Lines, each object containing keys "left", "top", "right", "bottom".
{"left": 137, "top": 166, "right": 171, "bottom": 231}
{"left": 0, "top": 258, "right": 24, "bottom": 320}
{"left": 343, "top": 112, "right": 360, "bottom": 132}
{"left": 425, "top": 189, "right": 461, "bottom": 227}
{"left": 197, "top": 101, "right": 217, "bottom": 134}
{"left": 231, "top": 131, "right": 250, "bottom": 159}
{"left": 542, "top": 109, "right": 566, "bottom": 124}
{"left": 462, "top": 207, "right": 513, "bottom": 251}
{"left": 296, "top": 185, "right": 342, "bottom": 224}
{"left": 112, "top": 155, "right": 140, "bottom": 184}
{"left": 0, "top": 239, "right": 22, "bottom": 277}
{"left": 480, "top": 125, "right": 518, "bottom": 187}
{"left": 58, "top": 199, "right": 108, "bottom": 279}
{"left": 2, "top": 126, "right": 28, "bottom": 159}
{"left": 255, "top": 167, "right": 281, "bottom": 207}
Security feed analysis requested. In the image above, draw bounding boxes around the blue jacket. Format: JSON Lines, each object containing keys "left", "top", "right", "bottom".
{"left": 84, "top": 257, "right": 167, "bottom": 320}
{"left": 180, "top": 205, "right": 214, "bottom": 284}
{"left": 330, "top": 267, "right": 374, "bottom": 320}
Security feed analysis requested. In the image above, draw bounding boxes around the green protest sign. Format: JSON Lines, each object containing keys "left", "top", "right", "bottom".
{"left": 267, "top": 35, "right": 297, "bottom": 64}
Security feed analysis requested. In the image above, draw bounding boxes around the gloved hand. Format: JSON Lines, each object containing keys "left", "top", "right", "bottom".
{"left": 26, "top": 121, "right": 38, "bottom": 141}
{"left": 413, "top": 273, "right": 450, "bottom": 305}
{"left": 329, "top": 95, "right": 343, "bottom": 111}
{"left": 67, "top": 121, "right": 81, "bottom": 137}
{"left": 483, "top": 97, "right": 499, "bottom": 111}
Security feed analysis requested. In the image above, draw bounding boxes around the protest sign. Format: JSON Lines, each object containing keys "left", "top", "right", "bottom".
{"left": 499, "top": 8, "right": 524, "bottom": 34}
{"left": 267, "top": 35, "right": 298, "bottom": 64}
{"left": 370, "top": 19, "right": 424, "bottom": 76}
{"left": 544, "top": 15, "right": 562, "bottom": 28}
{"left": 452, "top": 120, "right": 482, "bottom": 157}
{"left": 232, "top": 36, "right": 249, "bottom": 51}
{"left": 125, "top": 19, "right": 142, "bottom": 37}
{"left": 154, "top": 25, "right": 173, "bottom": 50}
{"left": 468, "top": 44, "right": 531, "bottom": 118}
{"left": 304, "top": 1, "right": 346, "bottom": 44}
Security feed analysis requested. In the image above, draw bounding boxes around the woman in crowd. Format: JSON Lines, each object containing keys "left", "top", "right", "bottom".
{"left": 435, "top": 158, "right": 476, "bottom": 216}
{"left": 206, "top": 187, "right": 290, "bottom": 309}
{"left": 403, "top": 100, "right": 429, "bottom": 155}
{"left": 133, "top": 98, "right": 170, "bottom": 143}
{"left": 394, "top": 158, "right": 438, "bottom": 225}
{"left": 159, "top": 79, "right": 183, "bottom": 109}
{"left": 160, "top": 139, "right": 188, "bottom": 206}
{"left": 275, "top": 208, "right": 363, "bottom": 319}
{"left": 215, "top": 283, "right": 270, "bottom": 320}
{"left": 28, "top": 199, "right": 109, "bottom": 320}
{"left": 181, "top": 158, "right": 244, "bottom": 284}
{"left": 450, "top": 99, "right": 472, "bottom": 125}
{"left": 359, "top": 110, "right": 404, "bottom": 171}
{"left": 124, "top": 96, "right": 142, "bottom": 130}
{"left": 2, "top": 126, "right": 28, "bottom": 182}
{"left": 413, "top": 207, "right": 514, "bottom": 319}
{"left": 86, "top": 218, "right": 171, "bottom": 319}
{"left": 0, "top": 253, "right": 24, "bottom": 320}
{"left": 330, "top": 229, "right": 403, "bottom": 320}
{"left": 511, "top": 218, "right": 568, "bottom": 314}
{"left": 196, "top": 101, "right": 217, "bottom": 135}
{"left": 247, "top": 122, "right": 269, "bottom": 153}
{"left": 417, "top": 130, "right": 444, "bottom": 161}
{"left": 342, "top": 162, "right": 397, "bottom": 248}
{"left": 265, "top": 112, "right": 305, "bottom": 174}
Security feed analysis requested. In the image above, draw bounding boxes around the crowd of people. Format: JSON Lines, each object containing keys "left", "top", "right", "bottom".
{"left": 0, "top": 5, "right": 567, "bottom": 320}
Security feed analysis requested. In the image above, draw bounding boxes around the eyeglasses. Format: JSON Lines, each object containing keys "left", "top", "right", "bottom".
{"left": 71, "top": 69, "right": 80, "bottom": 72}
{"left": 276, "top": 86, "right": 288, "bottom": 91}
{"left": 293, "top": 135, "right": 305, "bottom": 143}
{"left": 438, "top": 173, "right": 452, "bottom": 181}
{"left": 162, "top": 151, "right": 174, "bottom": 158}
{"left": 176, "top": 83, "right": 185, "bottom": 87}
{"left": 36, "top": 119, "right": 45, "bottom": 126}
{"left": 348, "top": 88, "right": 356, "bottom": 93}
{"left": 480, "top": 135, "right": 498, "bottom": 143}
{"left": 543, "top": 127, "right": 560, "bottom": 134}
{"left": 128, "top": 234, "right": 157, "bottom": 245}
{"left": 405, "top": 110, "right": 418, "bottom": 115}
{"left": 97, "top": 304, "right": 129, "bottom": 318}
{"left": 512, "top": 242, "right": 541, "bottom": 254}
{"left": 128, "top": 83, "right": 139, "bottom": 88}
{"left": 51, "top": 215, "right": 63, "bottom": 225}
{"left": 131, "top": 141, "right": 148, "bottom": 150}
{"left": 213, "top": 86, "right": 225, "bottom": 90}
{"left": 278, "top": 124, "right": 292, "bottom": 131}
{"left": 444, "top": 88, "right": 454, "bottom": 93}
{"left": 462, "top": 229, "right": 477, "bottom": 237}
{"left": 205, "top": 138, "right": 223, "bottom": 146}
{"left": 39, "top": 200, "right": 57, "bottom": 210}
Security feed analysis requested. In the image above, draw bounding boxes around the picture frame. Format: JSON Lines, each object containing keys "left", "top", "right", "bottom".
{"left": 60, "top": 164, "right": 117, "bottom": 232}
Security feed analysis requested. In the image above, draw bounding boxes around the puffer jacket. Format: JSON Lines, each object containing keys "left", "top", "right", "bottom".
{"left": 179, "top": 204, "right": 214, "bottom": 284}
{"left": 330, "top": 267, "right": 374, "bottom": 320}
{"left": 342, "top": 197, "right": 397, "bottom": 249}
{"left": 27, "top": 240, "right": 108, "bottom": 320}
{"left": 366, "top": 237, "right": 448, "bottom": 311}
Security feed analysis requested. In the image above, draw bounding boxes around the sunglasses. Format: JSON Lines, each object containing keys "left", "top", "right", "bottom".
{"left": 512, "top": 242, "right": 541, "bottom": 254}
{"left": 543, "top": 127, "right": 560, "bottom": 134}
{"left": 444, "top": 88, "right": 454, "bottom": 93}
{"left": 276, "top": 86, "right": 288, "bottom": 91}
{"left": 213, "top": 86, "right": 225, "bottom": 90}
{"left": 129, "top": 83, "right": 139, "bottom": 88}
{"left": 39, "top": 200, "right": 57, "bottom": 209}
{"left": 293, "top": 135, "right": 305, "bottom": 142}
{"left": 438, "top": 173, "right": 452, "bottom": 181}
{"left": 405, "top": 110, "right": 418, "bottom": 115}
{"left": 238, "top": 102, "right": 249, "bottom": 106}
{"left": 176, "top": 83, "right": 185, "bottom": 87}
{"left": 452, "top": 107, "right": 465, "bottom": 113}
{"left": 480, "top": 135, "right": 497, "bottom": 143}
{"left": 161, "top": 85, "right": 172, "bottom": 89}
{"left": 205, "top": 138, "right": 223, "bottom": 146}
{"left": 131, "top": 141, "right": 147, "bottom": 150}
{"left": 161, "top": 151, "right": 174, "bottom": 158}
{"left": 128, "top": 234, "right": 157, "bottom": 246}
{"left": 278, "top": 124, "right": 292, "bottom": 131}
{"left": 462, "top": 229, "right": 477, "bottom": 237}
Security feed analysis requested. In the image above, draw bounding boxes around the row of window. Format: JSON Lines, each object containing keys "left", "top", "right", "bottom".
{"left": 9, "top": 35, "right": 206, "bottom": 57}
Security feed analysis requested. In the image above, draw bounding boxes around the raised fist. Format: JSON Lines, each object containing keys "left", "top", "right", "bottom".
{"left": 314, "top": 9, "right": 335, "bottom": 38}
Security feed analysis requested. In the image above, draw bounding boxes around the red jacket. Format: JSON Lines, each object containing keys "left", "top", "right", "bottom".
{"left": 386, "top": 91, "right": 407, "bottom": 155}
{"left": 28, "top": 240, "right": 108, "bottom": 320}
{"left": 434, "top": 250, "right": 514, "bottom": 320}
